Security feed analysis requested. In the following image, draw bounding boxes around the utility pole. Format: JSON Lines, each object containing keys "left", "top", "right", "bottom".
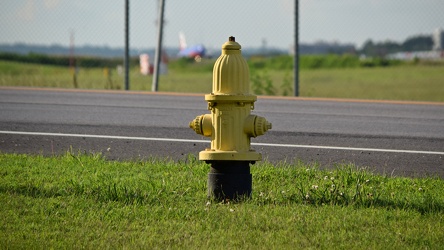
{"left": 124, "top": 0, "right": 130, "bottom": 90}
{"left": 152, "top": 0, "right": 165, "bottom": 92}
{"left": 294, "top": 0, "right": 299, "bottom": 96}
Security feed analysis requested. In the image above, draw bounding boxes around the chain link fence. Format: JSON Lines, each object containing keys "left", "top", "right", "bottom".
{"left": 1, "top": 1, "right": 443, "bottom": 96}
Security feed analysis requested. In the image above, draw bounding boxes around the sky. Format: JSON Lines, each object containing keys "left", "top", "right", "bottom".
{"left": 1, "top": 0, "right": 443, "bottom": 50}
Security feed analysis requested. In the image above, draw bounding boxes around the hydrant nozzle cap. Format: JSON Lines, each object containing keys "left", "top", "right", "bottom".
{"left": 222, "top": 36, "right": 241, "bottom": 51}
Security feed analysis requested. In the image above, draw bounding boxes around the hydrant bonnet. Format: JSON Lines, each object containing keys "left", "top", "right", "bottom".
{"left": 212, "top": 37, "right": 249, "bottom": 95}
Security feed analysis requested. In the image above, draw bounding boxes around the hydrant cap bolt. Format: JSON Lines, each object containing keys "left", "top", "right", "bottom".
{"left": 222, "top": 37, "right": 241, "bottom": 51}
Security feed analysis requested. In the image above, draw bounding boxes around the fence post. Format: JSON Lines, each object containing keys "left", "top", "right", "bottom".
{"left": 152, "top": 0, "right": 166, "bottom": 92}
{"left": 124, "top": 0, "right": 130, "bottom": 91}
{"left": 294, "top": 0, "right": 299, "bottom": 97}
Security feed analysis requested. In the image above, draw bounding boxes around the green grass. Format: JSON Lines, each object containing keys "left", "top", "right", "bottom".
{"left": 0, "top": 60, "right": 213, "bottom": 93}
{"left": 1, "top": 152, "right": 443, "bottom": 248}
{"left": 300, "top": 66, "right": 444, "bottom": 101}
{"left": 1, "top": 60, "right": 444, "bottom": 102}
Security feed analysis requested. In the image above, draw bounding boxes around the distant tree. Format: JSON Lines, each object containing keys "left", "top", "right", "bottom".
{"left": 360, "top": 39, "right": 401, "bottom": 57}
{"left": 380, "top": 41, "right": 402, "bottom": 55}
{"left": 361, "top": 39, "right": 376, "bottom": 56}
{"left": 402, "top": 35, "right": 433, "bottom": 51}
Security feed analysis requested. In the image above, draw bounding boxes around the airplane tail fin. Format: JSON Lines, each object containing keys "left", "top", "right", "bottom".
{"left": 179, "top": 31, "right": 187, "bottom": 51}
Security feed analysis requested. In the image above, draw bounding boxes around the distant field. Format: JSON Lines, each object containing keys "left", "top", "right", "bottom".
{"left": 300, "top": 66, "right": 444, "bottom": 101}
{"left": 1, "top": 60, "right": 443, "bottom": 102}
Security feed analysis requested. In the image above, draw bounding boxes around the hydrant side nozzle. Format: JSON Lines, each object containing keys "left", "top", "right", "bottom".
{"left": 189, "top": 114, "right": 212, "bottom": 137}
{"left": 244, "top": 115, "right": 272, "bottom": 138}
{"left": 244, "top": 115, "right": 257, "bottom": 137}
{"left": 201, "top": 114, "right": 213, "bottom": 137}
{"left": 255, "top": 116, "right": 272, "bottom": 136}
{"left": 189, "top": 116, "right": 202, "bottom": 134}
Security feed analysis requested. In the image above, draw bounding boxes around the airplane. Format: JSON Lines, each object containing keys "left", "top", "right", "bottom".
{"left": 177, "top": 31, "right": 206, "bottom": 61}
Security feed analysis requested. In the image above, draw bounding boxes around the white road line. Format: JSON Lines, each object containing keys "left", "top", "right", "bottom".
{"left": 1, "top": 130, "right": 443, "bottom": 156}
{"left": 0, "top": 130, "right": 206, "bottom": 144}
{"left": 253, "top": 142, "right": 444, "bottom": 155}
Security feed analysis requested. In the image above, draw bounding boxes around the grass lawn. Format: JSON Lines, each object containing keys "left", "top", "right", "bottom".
{"left": 300, "top": 66, "right": 444, "bottom": 101}
{"left": 1, "top": 60, "right": 443, "bottom": 102}
{"left": 1, "top": 153, "right": 443, "bottom": 248}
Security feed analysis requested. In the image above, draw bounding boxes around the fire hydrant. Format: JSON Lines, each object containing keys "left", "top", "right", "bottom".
{"left": 189, "top": 36, "right": 272, "bottom": 200}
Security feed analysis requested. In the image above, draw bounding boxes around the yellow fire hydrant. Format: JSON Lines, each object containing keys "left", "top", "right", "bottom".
{"left": 189, "top": 36, "right": 272, "bottom": 200}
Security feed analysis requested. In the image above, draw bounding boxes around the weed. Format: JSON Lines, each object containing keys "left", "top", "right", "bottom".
{"left": 251, "top": 70, "right": 275, "bottom": 95}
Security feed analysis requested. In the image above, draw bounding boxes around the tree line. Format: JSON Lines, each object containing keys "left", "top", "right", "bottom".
{"left": 0, "top": 34, "right": 437, "bottom": 71}
{"left": 0, "top": 52, "right": 133, "bottom": 68}
{"left": 360, "top": 35, "right": 433, "bottom": 57}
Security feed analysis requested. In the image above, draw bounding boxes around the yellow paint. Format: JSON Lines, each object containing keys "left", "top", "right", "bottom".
{"left": 189, "top": 37, "right": 271, "bottom": 161}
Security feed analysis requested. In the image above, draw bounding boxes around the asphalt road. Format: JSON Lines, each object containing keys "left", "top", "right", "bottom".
{"left": 1, "top": 87, "right": 443, "bottom": 177}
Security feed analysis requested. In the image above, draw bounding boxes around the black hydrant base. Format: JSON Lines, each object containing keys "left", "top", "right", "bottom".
{"left": 207, "top": 161, "right": 253, "bottom": 201}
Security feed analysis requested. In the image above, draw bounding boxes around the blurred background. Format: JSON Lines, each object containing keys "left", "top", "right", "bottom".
{"left": 1, "top": 0, "right": 443, "bottom": 101}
